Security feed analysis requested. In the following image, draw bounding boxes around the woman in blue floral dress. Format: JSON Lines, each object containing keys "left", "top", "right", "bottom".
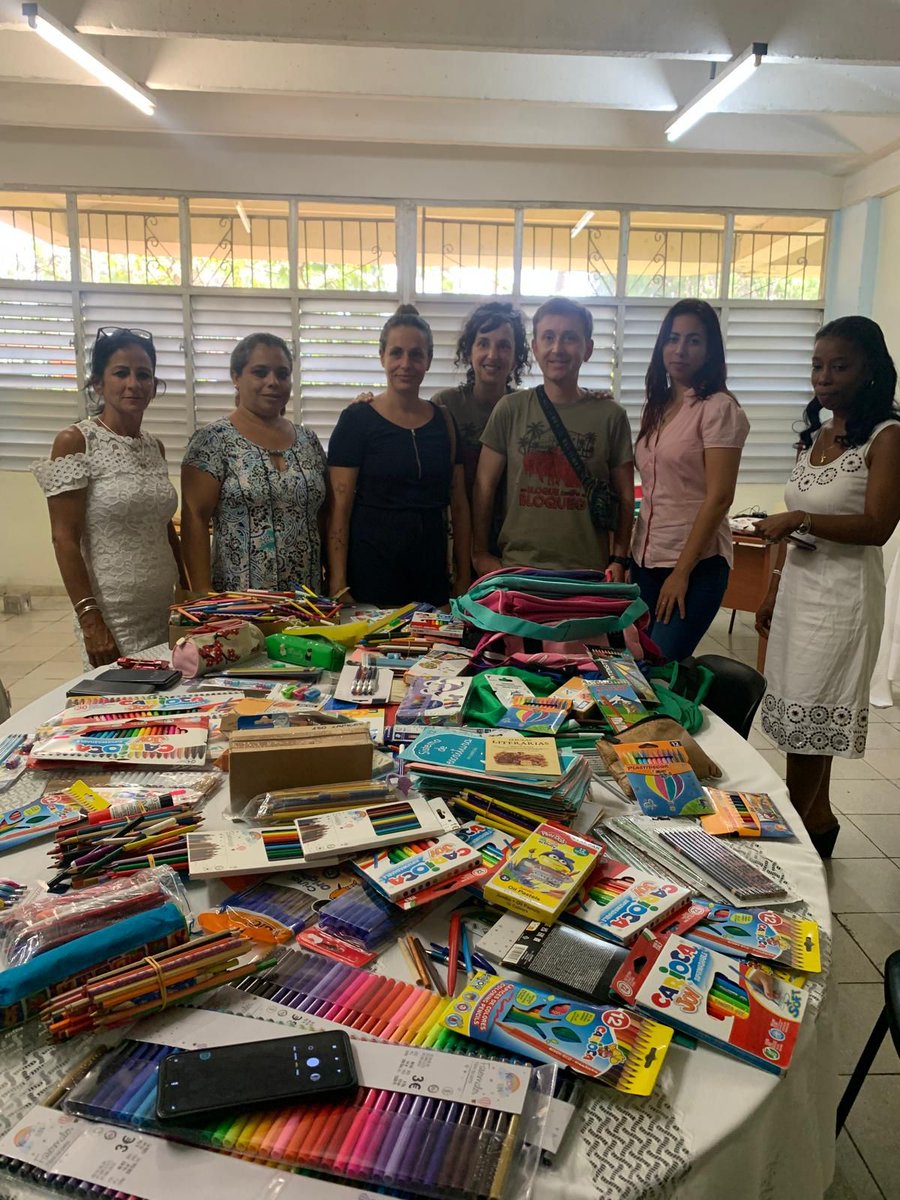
{"left": 181, "top": 333, "right": 326, "bottom": 593}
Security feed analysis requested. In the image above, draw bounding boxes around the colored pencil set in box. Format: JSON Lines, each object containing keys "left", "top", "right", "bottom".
{"left": 686, "top": 904, "right": 822, "bottom": 972}
{"left": 42, "top": 930, "right": 275, "bottom": 1039}
{"left": 612, "top": 932, "right": 808, "bottom": 1074}
{"left": 586, "top": 682, "right": 649, "bottom": 732}
{"left": 611, "top": 740, "right": 711, "bottom": 817}
{"left": 483, "top": 824, "right": 603, "bottom": 922}
{"left": 31, "top": 716, "right": 209, "bottom": 767}
{"left": 701, "top": 788, "right": 793, "bottom": 839}
{"left": 295, "top": 795, "right": 459, "bottom": 862}
{"left": 590, "top": 649, "right": 657, "bottom": 703}
{"left": 442, "top": 970, "right": 672, "bottom": 1093}
{"left": 567, "top": 860, "right": 693, "bottom": 945}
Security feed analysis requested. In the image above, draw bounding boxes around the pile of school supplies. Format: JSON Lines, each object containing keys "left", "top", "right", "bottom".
{"left": 0, "top": 868, "right": 188, "bottom": 967}
{"left": 401, "top": 729, "right": 592, "bottom": 824}
{"left": 31, "top": 716, "right": 210, "bottom": 768}
{"left": 0, "top": 902, "right": 189, "bottom": 1031}
{"left": 170, "top": 589, "right": 342, "bottom": 632}
{"left": 42, "top": 931, "right": 275, "bottom": 1039}
{"left": 49, "top": 808, "right": 205, "bottom": 888}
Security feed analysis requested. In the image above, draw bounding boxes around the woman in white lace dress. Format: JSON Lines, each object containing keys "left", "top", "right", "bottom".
{"left": 33, "top": 328, "right": 187, "bottom": 666}
{"left": 755, "top": 317, "right": 900, "bottom": 858}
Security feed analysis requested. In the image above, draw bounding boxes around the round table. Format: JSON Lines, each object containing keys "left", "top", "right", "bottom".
{"left": 0, "top": 673, "right": 838, "bottom": 1200}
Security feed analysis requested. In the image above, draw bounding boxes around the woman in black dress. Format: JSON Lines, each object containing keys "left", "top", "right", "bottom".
{"left": 326, "top": 305, "right": 471, "bottom": 606}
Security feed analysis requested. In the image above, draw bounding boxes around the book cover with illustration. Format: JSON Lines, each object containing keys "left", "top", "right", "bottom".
{"left": 484, "top": 823, "right": 602, "bottom": 921}
{"left": 441, "top": 970, "right": 672, "bottom": 1094}
{"left": 586, "top": 682, "right": 649, "bottom": 732}
{"left": 395, "top": 677, "right": 472, "bottom": 726}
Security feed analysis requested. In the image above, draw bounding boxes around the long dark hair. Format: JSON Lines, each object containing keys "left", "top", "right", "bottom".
{"left": 638, "top": 299, "right": 731, "bottom": 444}
{"left": 454, "top": 301, "right": 530, "bottom": 388}
{"left": 797, "top": 315, "right": 899, "bottom": 450}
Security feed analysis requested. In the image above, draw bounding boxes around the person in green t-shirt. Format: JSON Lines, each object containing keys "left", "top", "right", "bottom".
{"left": 473, "top": 297, "right": 634, "bottom": 580}
{"left": 431, "top": 302, "right": 530, "bottom": 557}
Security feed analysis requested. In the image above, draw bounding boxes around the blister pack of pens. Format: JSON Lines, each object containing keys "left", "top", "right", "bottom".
{"left": 198, "top": 880, "right": 317, "bottom": 943}
{"left": 62, "top": 1022, "right": 554, "bottom": 1200}
{"left": 316, "top": 883, "right": 408, "bottom": 950}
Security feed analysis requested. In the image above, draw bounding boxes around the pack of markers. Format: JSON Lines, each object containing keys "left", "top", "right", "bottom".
{"left": 354, "top": 831, "right": 491, "bottom": 908}
{"left": 565, "top": 858, "right": 694, "bottom": 944}
{"left": 31, "top": 716, "right": 209, "bottom": 767}
{"left": 611, "top": 931, "right": 808, "bottom": 1074}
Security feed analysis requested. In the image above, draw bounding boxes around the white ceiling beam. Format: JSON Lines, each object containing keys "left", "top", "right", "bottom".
{"left": 0, "top": 81, "right": 869, "bottom": 156}
{"left": 842, "top": 144, "right": 900, "bottom": 205}
{"left": 53, "top": 0, "right": 900, "bottom": 66}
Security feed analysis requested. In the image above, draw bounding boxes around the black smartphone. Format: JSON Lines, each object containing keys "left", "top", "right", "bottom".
{"left": 155, "top": 1031, "right": 358, "bottom": 1120}
{"left": 98, "top": 668, "right": 183, "bottom": 690}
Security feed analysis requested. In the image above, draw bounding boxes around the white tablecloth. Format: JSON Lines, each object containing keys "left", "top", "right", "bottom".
{"left": 0, "top": 677, "right": 837, "bottom": 1200}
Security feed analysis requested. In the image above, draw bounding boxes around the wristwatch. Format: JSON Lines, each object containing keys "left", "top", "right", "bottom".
{"left": 608, "top": 555, "right": 630, "bottom": 568}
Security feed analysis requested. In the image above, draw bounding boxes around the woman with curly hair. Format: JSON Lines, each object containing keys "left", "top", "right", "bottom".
{"left": 755, "top": 316, "right": 900, "bottom": 857}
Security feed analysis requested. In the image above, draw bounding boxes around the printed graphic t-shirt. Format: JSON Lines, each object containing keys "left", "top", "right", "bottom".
{"left": 480, "top": 387, "right": 633, "bottom": 570}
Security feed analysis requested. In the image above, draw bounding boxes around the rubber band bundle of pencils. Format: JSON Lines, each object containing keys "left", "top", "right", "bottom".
{"left": 42, "top": 931, "right": 275, "bottom": 1039}
{"left": 49, "top": 807, "right": 205, "bottom": 888}
{"left": 170, "top": 589, "right": 342, "bottom": 629}
{"left": 0, "top": 867, "right": 187, "bottom": 967}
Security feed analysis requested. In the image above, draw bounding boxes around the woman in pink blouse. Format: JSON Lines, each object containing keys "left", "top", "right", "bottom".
{"left": 631, "top": 300, "right": 750, "bottom": 661}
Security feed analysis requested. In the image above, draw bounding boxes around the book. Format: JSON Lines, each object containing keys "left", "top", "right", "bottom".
{"left": 701, "top": 788, "right": 793, "bottom": 839}
{"left": 613, "top": 932, "right": 808, "bottom": 1074}
{"left": 497, "top": 699, "right": 568, "bottom": 736}
{"left": 442, "top": 969, "right": 672, "bottom": 1093}
{"left": 353, "top": 833, "right": 478, "bottom": 902}
{"left": 295, "top": 796, "right": 459, "bottom": 862}
{"left": 484, "top": 735, "right": 561, "bottom": 777}
{"left": 480, "top": 911, "right": 630, "bottom": 1004}
{"left": 483, "top": 823, "right": 602, "bottom": 921}
{"left": 567, "top": 861, "right": 692, "bottom": 944}
{"left": 591, "top": 649, "right": 657, "bottom": 703}
{"left": 685, "top": 904, "right": 822, "bottom": 972}
{"left": 394, "top": 676, "right": 471, "bottom": 726}
{"left": 612, "top": 740, "right": 712, "bottom": 817}
{"left": 586, "top": 682, "right": 649, "bottom": 732}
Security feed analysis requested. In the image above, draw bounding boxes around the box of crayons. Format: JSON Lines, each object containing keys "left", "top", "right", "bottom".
{"left": 497, "top": 696, "right": 569, "bottom": 735}
{"left": 611, "top": 740, "right": 711, "bottom": 817}
{"left": 701, "top": 788, "right": 793, "bottom": 839}
{"left": 483, "top": 824, "right": 602, "bottom": 922}
{"left": 612, "top": 932, "right": 808, "bottom": 1074}
{"left": 685, "top": 904, "right": 822, "bottom": 972}
{"left": 442, "top": 969, "right": 672, "bottom": 1093}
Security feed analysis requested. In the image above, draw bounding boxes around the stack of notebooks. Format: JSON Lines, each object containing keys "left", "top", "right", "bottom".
{"left": 400, "top": 730, "right": 592, "bottom": 824}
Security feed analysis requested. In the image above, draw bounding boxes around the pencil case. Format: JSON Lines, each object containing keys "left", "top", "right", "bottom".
{"left": 266, "top": 632, "right": 346, "bottom": 671}
{"left": 0, "top": 902, "right": 189, "bottom": 1030}
{"left": 0, "top": 867, "right": 188, "bottom": 967}
{"left": 172, "top": 620, "right": 265, "bottom": 678}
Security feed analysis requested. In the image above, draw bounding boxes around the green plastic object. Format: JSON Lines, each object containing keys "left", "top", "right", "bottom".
{"left": 265, "top": 632, "right": 346, "bottom": 671}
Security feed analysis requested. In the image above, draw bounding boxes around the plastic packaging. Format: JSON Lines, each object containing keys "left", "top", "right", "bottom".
{"left": 0, "top": 866, "right": 189, "bottom": 967}
{"left": 198, "top": 880, "right": 316, "bottom": 943}
{"left": 317, "top": 882, "right": 407, "bottom": 950}
{"left": 240, "top": 779, "right": 403, "bottom": 825}
{"left": 63, "top": 1035, "right": 554, "bottom": 1199}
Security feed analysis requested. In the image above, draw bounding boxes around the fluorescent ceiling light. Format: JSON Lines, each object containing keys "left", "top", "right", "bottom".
{"left": 22, "top": 2, "right": 156, "bottom": 116}
{"left": 665, "top": 42, "right": 766, "bottom": 142}
{"left": 570, "top": 211, "right": 595, "bottom": 239}
{"left": 235, "top": 202, "right": 252, "bottom": 235}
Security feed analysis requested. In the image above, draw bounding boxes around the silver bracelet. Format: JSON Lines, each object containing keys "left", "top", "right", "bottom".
{"left": 76, "top": 604, "right": 102, "bottom": 622}
{"left": 772, "top": 568, "right": 783, "bottom": 577}
{"left": 74, "top": 595, "right": 97, "bottom": 613}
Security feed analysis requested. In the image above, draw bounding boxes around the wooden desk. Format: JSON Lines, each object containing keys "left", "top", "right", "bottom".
{"left": 721, "top": 532, "right": 774, "bottom": 672}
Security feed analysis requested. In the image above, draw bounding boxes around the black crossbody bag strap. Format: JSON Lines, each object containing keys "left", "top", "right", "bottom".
{"left": 535, "top": 385, "right": 595, "bottom": 496}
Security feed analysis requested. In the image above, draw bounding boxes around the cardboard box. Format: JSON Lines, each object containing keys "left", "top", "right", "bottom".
{"left": 228, "top": 724, "right": 373, "bottom": 813}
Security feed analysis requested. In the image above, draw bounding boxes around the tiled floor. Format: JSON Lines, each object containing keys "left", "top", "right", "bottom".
{"left": 0, "top": 599, "right": 896, "bottom": 1196}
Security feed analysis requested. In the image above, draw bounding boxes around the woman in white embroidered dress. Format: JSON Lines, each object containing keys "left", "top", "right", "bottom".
{"left": 33, "top": 328, "right": 187, "bottom": 666}
{"left": 755, "top": 317, "right": 900, "bottom": 858}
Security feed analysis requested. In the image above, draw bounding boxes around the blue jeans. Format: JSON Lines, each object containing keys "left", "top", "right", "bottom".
{"left": 631, "top": 555, "right": 730, "bottom": 662}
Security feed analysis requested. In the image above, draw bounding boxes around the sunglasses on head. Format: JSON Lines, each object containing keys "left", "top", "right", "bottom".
{"left": 96, "top": 326, "right": 155, "bottom": 343}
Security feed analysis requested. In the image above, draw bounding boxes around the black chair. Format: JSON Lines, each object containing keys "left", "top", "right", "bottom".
{"left": 836, "top": 949, "right": 900, "bottom": 1134}
{"left": 693, "top": 653, "right": 767, "bottom": 740}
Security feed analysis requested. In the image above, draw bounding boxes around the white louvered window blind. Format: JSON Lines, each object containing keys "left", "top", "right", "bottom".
{"left": 0, "top": 287, "right": 78, "bottom": 469}
{"left": 80, "top": 291, "right": 189, "bottom": 461}
{"left": 191, "top": 294, "right": 293, "bottom": 430}
{"left": 297, "top": 298, "right": 398, "bottom": 444}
